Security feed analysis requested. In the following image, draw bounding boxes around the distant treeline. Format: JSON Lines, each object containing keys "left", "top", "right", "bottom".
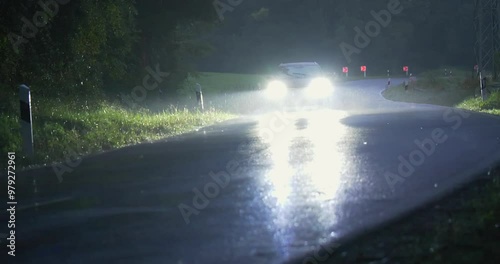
{"left": 197, "top": 0, "right": 476, "bottom": 74}
{"left": 0, "top": 0, "right": 478, "bottom": 102}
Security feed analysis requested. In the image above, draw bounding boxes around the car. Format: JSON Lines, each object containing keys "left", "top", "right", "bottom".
{"left": 263, "top": 62, "right": 334, "bottom": 108}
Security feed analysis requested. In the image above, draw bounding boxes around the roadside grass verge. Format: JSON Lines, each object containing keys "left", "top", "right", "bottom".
{"left": 382, "top": 68, "right": 500, "bottom": 116}
{"left": 0, "top": 97, "right": 234, "bottom": 170}
{"left": 321, "top": 168, "right": 500, "bottom": 264}
{"left": 457, "top": 91, "right": 500, "bottom": 116}
{"left": 383, "top": 82, "right": 472, "bottom": 106}
{"left": 382, "top": 69, "right": 473, "bottom": 107}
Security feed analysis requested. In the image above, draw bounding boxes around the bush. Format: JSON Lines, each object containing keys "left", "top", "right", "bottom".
{"left": 481, "top": 91, "right": 500, "bottom": 110}
{"left": 0, "top": 115, "right": 21, "bottom": 155}
{"left": 0, "top": 83, "right": 17, "bottom": 115}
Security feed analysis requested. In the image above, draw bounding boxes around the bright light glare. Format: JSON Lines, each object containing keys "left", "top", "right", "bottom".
{"left": 257, "top": 110, "right": 350, "bottom": 253}
{"left": 265, "top": 80, "right": 288, "bottom": 99}
{"left": 305, "top": 77, "right": 333, "bottom": 99}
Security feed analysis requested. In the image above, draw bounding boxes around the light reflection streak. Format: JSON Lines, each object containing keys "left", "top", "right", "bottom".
{"left": 257, "top": 109, "right": 350, "bottom": 258}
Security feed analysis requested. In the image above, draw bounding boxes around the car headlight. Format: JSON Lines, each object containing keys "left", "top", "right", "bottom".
{"left": 265, "top": 80, "right": 288, "bottom": 99}
{"left": 305, "top": 77, "right": 333, "bottom": 99}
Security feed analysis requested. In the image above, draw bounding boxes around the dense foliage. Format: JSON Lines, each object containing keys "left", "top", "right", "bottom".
{"left": 0, "top": 0, "right": 478, "bottom": 103}
{"left": 0, "top": 0, "right": 215, "bottom": 104}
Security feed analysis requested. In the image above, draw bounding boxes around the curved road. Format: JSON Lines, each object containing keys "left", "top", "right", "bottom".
{"left": 3, "top": 79, "right": 500, "bottom": 264}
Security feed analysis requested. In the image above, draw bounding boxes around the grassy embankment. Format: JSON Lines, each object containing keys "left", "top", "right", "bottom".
{"left": 383, "top": 68, "right": 500, "bottom": 113}
{"left": 0, "top": 72, "right": 273, "bottom": 169}
{"left": 329, "top": 69, "right": 500, "bottom": 263}
{"left": 457, "top": 92, "right": 500, "bottom": 115}
{"left": 382, "top": 69, "right": 475, "bottom": 106}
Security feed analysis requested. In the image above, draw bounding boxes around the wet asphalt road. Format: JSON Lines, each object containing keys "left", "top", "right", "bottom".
{"left": 3, "top": 79, "right": 500, "bottom": 264}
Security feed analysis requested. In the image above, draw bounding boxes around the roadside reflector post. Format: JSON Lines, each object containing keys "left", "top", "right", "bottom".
{"left": 19, "top": 84, "right": 34, "bottom": 158}
{"left": 387, "top": 69, "right": 391, "bottom": 88}
{"left": 409, "top": 73, "right": 414, "bottom": 90}
{"left": 480, "top": 73, "right": 488, "bottom": 101}
{"left": 195, "top": 83, "right": 204, "bottom": 111}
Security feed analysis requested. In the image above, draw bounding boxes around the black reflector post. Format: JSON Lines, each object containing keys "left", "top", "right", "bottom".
{"left": 195, "top": 83, "right": 204, "bottom": 111}
{"left": 19, "top": 84, "right": 34, "bottom": 158}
